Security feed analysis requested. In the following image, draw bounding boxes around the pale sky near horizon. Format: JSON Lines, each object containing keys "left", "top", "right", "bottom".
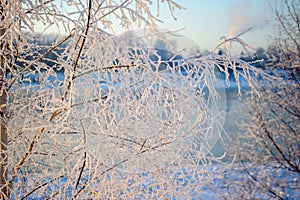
{"left": 156, "top": 0, "right": 275, "bottom": 54}
{"left": 44, "top": 0, "right": 275, "bottom": 55}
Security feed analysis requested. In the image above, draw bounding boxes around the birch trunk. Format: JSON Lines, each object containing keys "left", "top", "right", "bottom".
{"left": 0, "top": 0, "right": 8, "bottom": 198}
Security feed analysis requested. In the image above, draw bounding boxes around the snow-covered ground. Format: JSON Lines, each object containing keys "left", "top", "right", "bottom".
{"left": 9, "top": 67, "right": 299, "bottom": 199}
{"left": 11, "top": 162, "right": 299, "bottom": 199}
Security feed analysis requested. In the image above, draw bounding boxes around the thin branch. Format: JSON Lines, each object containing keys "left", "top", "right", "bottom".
{"left": 63, "top": 0, "right": 93, "bottom": 101}
{"left": 97, "top": 0, "right": 130, "bottom": 21}
{"left": 8, "top": 133, "right": 41, "bottom": 190}
{"left": 73, "top": 63, "right": 137, "bottom": 79}
{"left": 284, "top": 0, "right": 300, "bottom": 33}
{"left": 211, "top": 27, "right": 254, "bottom": 53}
{"left": 275, "top": 8, "right": 300, "bottom": 55}
{"left": 241, "top": 161, "right": 285, "bottom": 200}
{"left": 74, "top": 120, "right": 87, "bottom": 190}
{"left": 258, "top": 112, "right": 300, "bottom": 173}
{"left": 21, "top": 174, "right": 65, "bottom": 200}
{"left": 25, "top": 0, "right": 54, "bottom": 14}
{"left": 71, "top": 166, "right": 96, "bottom": 200}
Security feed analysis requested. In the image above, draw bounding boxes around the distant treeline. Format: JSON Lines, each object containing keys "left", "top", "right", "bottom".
{"left": 18, "top": 34, "right": 295, "bottom": 82}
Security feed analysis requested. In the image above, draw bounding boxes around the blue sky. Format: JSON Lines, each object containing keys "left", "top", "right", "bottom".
{"left": 157, "top": 0, "right": 274, "bottom": 54}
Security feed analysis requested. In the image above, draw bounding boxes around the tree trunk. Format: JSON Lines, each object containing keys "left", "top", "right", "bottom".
{"left": 0, "top": 1, "right": 8, "bottom": 198}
